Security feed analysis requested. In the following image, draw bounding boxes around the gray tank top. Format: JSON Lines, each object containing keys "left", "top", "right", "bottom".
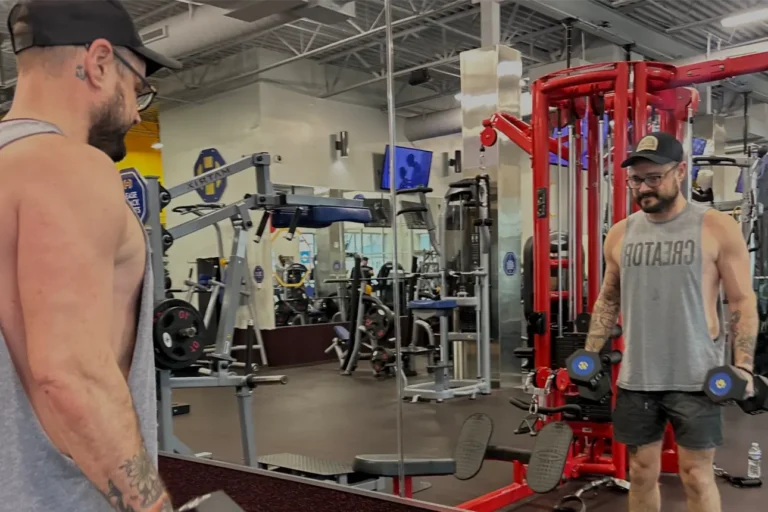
{"left": 618, "top": 202, "right": 726, "bottom": 392}
{"left": 0, "top": 119, "right": 157, "bottom": 510}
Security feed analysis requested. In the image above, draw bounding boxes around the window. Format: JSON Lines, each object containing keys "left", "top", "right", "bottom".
{"left": 344, "top": 232, "right": 389, "bottom": 275}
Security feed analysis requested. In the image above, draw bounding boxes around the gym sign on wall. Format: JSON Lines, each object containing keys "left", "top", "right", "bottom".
{"left": 194, "top": 148, "right": 228, "bottom": 203}
{"left": 120, "top": 167, "right": 147, "bottom": 223}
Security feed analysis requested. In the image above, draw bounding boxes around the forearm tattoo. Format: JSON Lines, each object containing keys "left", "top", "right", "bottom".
{"left": 730, "top": 309, "right": 757, "bottom": 371}
{"left": 585, "top": 269, "right": 621, "bottom": 352}
{"left": 106, "top": 448, "right": 171, "bottom": 511}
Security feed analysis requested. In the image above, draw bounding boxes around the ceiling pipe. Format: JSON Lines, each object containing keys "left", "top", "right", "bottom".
{"left": 140, "top": 4, "right": 302, "bottom": 59}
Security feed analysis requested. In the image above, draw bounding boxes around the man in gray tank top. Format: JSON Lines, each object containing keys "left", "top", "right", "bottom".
{"left": 585, "top": 132, "right": 758, "bottom": 512}
{"left": 0, "top": 1, "right": 181, "bottom": 510}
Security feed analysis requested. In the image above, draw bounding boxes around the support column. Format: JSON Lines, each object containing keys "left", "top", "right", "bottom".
{"left": 692, "top": 115, "right": 729, "bottom": 201}
{"left": 477, "top": 0, "right": 501, "bottom": 47}
{"left": 461, "top": 45, "right": 525, "bottom": 384}
{"left": 315, "top": 189, "right": 347, "bottom": 296}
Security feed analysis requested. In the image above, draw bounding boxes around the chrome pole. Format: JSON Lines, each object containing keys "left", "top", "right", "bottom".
{"left": 383, "top": 0, "right": 405, "bottom": 496}
{"left": 567, "top": 125, "right": 576, "bottom": 324}
{"left": 598, "top": 117, "right": 605, "bottom": 285}
{"left": 556, "top": 118, "right": 564, "bottom": 336}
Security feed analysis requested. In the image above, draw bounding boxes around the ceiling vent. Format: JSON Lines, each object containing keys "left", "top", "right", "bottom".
{"left": 140, "top": 25, "right": 169, "bottom": 45}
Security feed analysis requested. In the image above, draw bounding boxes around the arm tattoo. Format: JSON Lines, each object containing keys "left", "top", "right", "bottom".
{"left": 730, "top": 309, "right": 757, "bottom": 371}
{"left": 106, "top": 448, "right": 168, "bottom": 511}
{"left": 585, "top": 270, "right": 621, "bottom": 352}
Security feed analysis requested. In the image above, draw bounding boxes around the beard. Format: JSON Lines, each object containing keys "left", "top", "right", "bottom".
{"left": 88, "top": 87, "right": 132, "bottom": 163}
{"left": 634, "top": 182, "right": 679, "bottom": 214}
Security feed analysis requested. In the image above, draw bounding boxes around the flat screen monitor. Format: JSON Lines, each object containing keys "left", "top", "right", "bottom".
{"left": 400, "top": 200, "right": 428, "bottom": 229}
{"left": 362, "top": 198, "right": 392, "bottom": 228}
{"left": 381, "top": 146, "right": 433, "bottom": 191}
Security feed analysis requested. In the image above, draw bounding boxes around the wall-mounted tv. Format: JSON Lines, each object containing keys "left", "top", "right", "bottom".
{"left": 381, "top": 146, "right": 433, "bottom": 191}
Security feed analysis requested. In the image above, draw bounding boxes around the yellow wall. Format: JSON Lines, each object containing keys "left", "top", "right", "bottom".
{"left": 117, "top": 121, "right": 165, "bottom": 223}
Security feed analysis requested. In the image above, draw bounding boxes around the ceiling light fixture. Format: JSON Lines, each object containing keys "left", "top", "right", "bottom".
{"left": 151, "top": 142, "right": 164, "bottom": 150}
{"left": 722, "top": 7, "right": 768, "bottom": 28}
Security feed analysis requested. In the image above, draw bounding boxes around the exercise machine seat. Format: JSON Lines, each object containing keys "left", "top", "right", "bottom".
{"left": 353, "top": 455, "right": 456, "bottom": 477}
{"left": 271, "top": 207, "right": 372, "bottom": 228}
{"left": 408, "top": 299, "right": 457, "bottom": 310}
{"left": 334, "top": 326, "right": 350, "bottom": 341}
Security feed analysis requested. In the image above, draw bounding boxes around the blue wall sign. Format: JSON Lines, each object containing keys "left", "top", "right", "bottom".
{"left": 332, "top": 260, "right": 342, "bottom": 271}
{"left": 120, "top": 168, "right": 147, "bottom": 223}
{"left": 253, "top": 266, "right": 265, "bottom": 284}
{"left": 353, "top": 194, "right": 366, "bottom": 200}
{"left": 503, "top": 252, "right": 518, "bottom": 277}
{"left": 299, "top": 251, "right": 311, "bottom": 265}
{"left": 194, "top": 148, "right": 228, "bottom": 203}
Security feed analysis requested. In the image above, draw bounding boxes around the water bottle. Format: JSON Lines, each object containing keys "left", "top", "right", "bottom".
{"left": 748, "top": 443, "right": 762, "bottom": 479}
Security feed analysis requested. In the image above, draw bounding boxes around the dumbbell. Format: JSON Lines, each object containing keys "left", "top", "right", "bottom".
{"left": 704, "top": 366, "right": 768, "bottom": 415}
{"left": 566, "top": 349, "right": 623, "bottom": 402}
{"left": 176, "top": 491, "right": 244, "bottom": 511}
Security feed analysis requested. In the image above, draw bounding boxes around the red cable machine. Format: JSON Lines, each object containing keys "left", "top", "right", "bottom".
{"left": 457, "top": 52, "right": 768, "bottom": 512}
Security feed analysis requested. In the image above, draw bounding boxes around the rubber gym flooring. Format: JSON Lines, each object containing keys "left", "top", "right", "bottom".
{"left": 172, "top": 362, "right": 768, "bottom": 510}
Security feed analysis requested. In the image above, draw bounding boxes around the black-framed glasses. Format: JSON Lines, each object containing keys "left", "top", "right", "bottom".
{"left": 112, "top": 50, "right": 156, "bottom": 112}
{"left": 626, "top": 165, "right": 678, "bottom": 189}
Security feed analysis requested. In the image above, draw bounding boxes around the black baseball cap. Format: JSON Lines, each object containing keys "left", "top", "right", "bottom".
{"left": 621, "top": 131, "right": 684, "bottom": 168}
{"left": 7, "top": 0, "right": 182, "bottom": 76}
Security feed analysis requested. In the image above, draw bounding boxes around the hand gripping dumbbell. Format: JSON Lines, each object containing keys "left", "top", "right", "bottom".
{"left": 566, "top": 349, "right": 623, "bottom": 402}
{"left": 703, "top": 366, "right": 768, "bottom": 415}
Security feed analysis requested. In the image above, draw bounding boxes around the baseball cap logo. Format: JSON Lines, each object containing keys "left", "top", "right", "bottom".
{"left": 636, "top": 136, "right": 659, "bottom": 152}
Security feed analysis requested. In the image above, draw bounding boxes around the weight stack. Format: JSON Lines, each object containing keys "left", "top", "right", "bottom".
{"left": 553, "top": 333, "right": 612, "bottom": 369}
{"left": 563, "top": 394, "right": 613, "bottom": 423}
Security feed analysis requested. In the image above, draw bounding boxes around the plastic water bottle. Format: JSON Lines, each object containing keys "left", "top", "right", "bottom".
{"left": 748, "top": 443, "right": 762, "bottom": 479}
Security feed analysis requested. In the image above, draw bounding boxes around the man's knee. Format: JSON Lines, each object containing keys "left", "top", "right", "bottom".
{"left": 629, "top": 442, "right": 662, "bottom": 490}
{"left": 679, "top": 448, "right": 717, "bottom": 497}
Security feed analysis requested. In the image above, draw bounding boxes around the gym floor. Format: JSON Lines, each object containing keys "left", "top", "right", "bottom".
{"left": 173, "top": 362, "right": 768, "bottom": 511}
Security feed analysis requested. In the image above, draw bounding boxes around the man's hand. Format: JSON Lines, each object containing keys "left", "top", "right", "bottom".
{"left": 733, "top": 366, "right": 756, "bottom": 399}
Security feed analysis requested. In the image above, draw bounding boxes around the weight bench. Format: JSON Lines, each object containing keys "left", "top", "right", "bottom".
{"left": 352, "top": 413, "right": 493, "bottom": 498}
{"left": 257, "top": 453, "right": 385, "bottom": 491}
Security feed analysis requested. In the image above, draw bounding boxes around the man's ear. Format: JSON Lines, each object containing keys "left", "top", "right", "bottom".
{"left": 82, "top": 39, "right": 115, "bottom": 89}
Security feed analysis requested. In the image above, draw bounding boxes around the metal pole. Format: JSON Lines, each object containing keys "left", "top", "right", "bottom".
{"left": 598, "top": 117, "right": 606, "bottom": 285}
{"left": 557, "top": 112, "right": 564, "bottom": 336}
{"left": 384, "top": 0, "right": 405, "bottom": 496}
{"left": 567, "top": 124, "right": 576, "bottom": 325}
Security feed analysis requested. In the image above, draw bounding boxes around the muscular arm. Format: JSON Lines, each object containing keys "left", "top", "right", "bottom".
{"left": 711, "top": 211, "right": 759, "bottom": 373}
{"left": 585, "top": 223, "right": 623, "bottom": 352}
{"left": 17, "top": 149, "right": 170, "bottom": 511}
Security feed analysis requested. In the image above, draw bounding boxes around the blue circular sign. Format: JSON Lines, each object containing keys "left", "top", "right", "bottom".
{"left": 503, "top": 252, "right": 518, "bottom": 277}
{"left": 354, "top": 194, "right": 365, "bottom": 200}
{"left": 332, "top": 260, "right": 342, "bottom": 271}
{"left": 708, "top": 372, "right": 732, "bottom": 397}
{"left": 194, "top": 148, "right": 228, "bottom": 203}
{"left": 571, "top": 355, "right": 595, "bottom": 377}
{"left": 253, "top": 265, "right": 265, "bottom": 284}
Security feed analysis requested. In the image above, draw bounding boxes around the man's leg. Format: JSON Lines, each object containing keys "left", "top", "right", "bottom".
{"left": 678, "top": 447, "right": 720, "bottom": 512}
{"left": 613, "top": 388, "right": 667, "bottom": 512}
{"left": 663, "top": 392, "right": 723, "bottom": 512}
{"left": 628, "top": 441, "right": 663, "bottom": 512}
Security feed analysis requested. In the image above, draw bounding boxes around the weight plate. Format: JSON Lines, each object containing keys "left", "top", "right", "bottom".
{"left": 274, "top": 301, "right": 293, "bottom": 326}
{"left": 153, "top": 299, "right": 207, "bottom": 371}
{"left": 708, "top": 372, "right": 733, "bottom": 397}
{"left": 363, "top": 304, "right": 394, "bottom": 342}
{"left": 571, "top": 355, "right": 595, "bottom": 377}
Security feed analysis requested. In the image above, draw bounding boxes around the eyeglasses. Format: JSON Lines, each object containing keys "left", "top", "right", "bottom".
{"left": 626, "top": 165, "right": 678, "bottom": 189}
{"left": 112, "top": 50, "right": 156, "bottom": 112}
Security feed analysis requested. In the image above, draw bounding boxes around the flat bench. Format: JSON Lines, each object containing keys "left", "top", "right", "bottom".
{"left": 258, "top": 453, "right": 384, "bottom": 490}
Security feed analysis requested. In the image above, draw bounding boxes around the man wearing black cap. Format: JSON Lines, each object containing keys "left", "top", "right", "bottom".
{"left": 0, "top": 1, "right": 181, "bottom": 511}
{"left": 584, "top": 132, "right": 757, "bottom": 512}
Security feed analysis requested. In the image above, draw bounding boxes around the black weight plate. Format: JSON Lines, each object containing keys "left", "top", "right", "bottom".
{"left": 153, "top": 299, "right": 206, "bottom": 371}
{"left": 364, "top": 305, "right": 394, "bottom": 341}
{"left": 274, "top": 301, "right": 293, "bottom": 326}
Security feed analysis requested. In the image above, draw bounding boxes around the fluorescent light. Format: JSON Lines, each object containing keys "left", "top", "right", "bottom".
{"left": 151, "top": 142, "right": 164, "bottom": 150}
{"left": 722, "top": 7, "right": 768, "bottom": 28}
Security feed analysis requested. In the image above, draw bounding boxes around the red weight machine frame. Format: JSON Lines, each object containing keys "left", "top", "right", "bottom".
{"left": 457, "top": 52, "right": 768, "bottom": 512}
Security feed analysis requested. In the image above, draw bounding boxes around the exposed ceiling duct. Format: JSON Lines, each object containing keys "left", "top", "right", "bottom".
{"left": 140, "top": 0, "right": 356, "bottom": 61}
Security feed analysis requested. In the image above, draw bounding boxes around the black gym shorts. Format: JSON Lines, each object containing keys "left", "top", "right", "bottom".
{"left": 613, "top": 388, "right": 723, "bottom": 450}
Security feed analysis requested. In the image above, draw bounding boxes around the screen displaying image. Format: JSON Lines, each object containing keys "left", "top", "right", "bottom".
{"left": 381, "top": 146, "right": 433, "bottom": 191}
